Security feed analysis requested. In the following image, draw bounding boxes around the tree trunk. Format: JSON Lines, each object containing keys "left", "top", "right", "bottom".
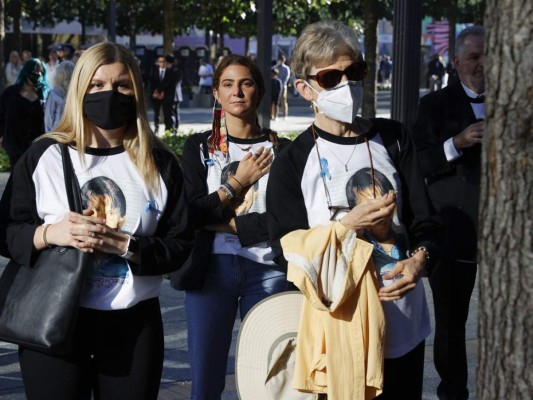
{"left": 447, "top": 0, "right": 457, "bottom": 59}
{"left": 362, "top": 0, "right": 378, "bottom": 118}
{"left": 163, "top": 0, "right": 174, "bottom": 55}
{"left": 128, "top": 8, "right": 137, "bottom": 51}
{"left": 0, "top": 0, "right": 5, "bottom": 90}
{"left": 244, "top": 35, "right": 249, "bottom": 57}
{"left": 477, "top": 1, "right": 533, "bottom": 399}
{"left": 12, "top": 0, "right": 21, "bottom": 53}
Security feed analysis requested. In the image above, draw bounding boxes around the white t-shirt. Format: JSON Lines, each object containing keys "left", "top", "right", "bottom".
{"left": 33, "top": 144, "right": 168, "bottom": 310}
{"left": 202, "top": 136, "right": 276, "bottom": 265}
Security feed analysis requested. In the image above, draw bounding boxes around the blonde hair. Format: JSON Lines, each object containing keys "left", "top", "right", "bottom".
{"left": 52, "top": 60, "right": 75, "bottom": 97}
{"left": 45, "top": 42, "right": 163, "bottom": 195}
{"left": 290, "top": 20, "right": 361, "bottom": 79}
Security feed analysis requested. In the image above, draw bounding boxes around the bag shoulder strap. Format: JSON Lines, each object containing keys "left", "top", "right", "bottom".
{"left": 60, "top": 144, "right": 83, "bottom": 213}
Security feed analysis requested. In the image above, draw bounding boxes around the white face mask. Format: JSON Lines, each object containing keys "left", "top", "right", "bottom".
{"left": 306, "top": 80, "right": 363, "bottom": 124}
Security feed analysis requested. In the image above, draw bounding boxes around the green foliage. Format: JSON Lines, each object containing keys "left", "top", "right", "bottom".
{"left": 0, "top": 149, "right": 10, "bottom": 172}
{"left": 159, "top": 130, "right": 298, "bottom": 159}
{"left": 160, "top": 131, "right": 189, "bottom": 158}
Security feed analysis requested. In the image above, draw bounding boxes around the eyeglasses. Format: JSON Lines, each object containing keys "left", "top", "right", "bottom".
{"left": 307, "top": 61, "right": 368, "bottom": 89}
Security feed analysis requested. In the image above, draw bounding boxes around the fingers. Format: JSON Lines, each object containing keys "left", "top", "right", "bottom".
{"left": 379, "top": 259, "right": 422, "bottom": 301}
{"left": 379, "top": 281, "right": 417, "bottom": 301}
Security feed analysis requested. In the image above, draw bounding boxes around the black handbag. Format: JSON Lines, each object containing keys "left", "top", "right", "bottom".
{"left": 0, "top": 144, "right": 89, "bottom": 354}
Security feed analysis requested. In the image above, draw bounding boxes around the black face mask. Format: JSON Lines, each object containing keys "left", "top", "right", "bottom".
{"left": 83, "top": 91, "right": 136, "bottom": 130}
{"left": 29, "top": 72, "right": 43, "bottom": 94}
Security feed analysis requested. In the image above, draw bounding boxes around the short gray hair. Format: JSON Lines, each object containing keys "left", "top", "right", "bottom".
{"left": 455, "top": 26, "right": 484, "bottom": 57}
{"left": 290, "top": 20, "right": 361, "bottom": 79}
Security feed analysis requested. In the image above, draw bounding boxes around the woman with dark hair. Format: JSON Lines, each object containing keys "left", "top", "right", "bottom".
{"left": 0, "top": 42, "right": 192, "bottom": 399}
{"left": 0, "top": 58, "right": 49, "bottom": 168}
{"left": 178, "top": 54, "right": 291, "bottom": 399}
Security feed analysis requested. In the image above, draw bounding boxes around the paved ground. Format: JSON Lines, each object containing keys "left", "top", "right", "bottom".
{"left": 0, "top": 91, "right": 479, "bottom": 399}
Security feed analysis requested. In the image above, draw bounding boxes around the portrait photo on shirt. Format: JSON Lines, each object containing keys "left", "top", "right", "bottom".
{"left": 81, "top": 176, "right": 129, "bottom": 282}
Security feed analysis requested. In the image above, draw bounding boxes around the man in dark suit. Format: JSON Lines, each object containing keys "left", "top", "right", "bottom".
{"left": 413, "top": 26, "right": 485, "bottom": 400}
{"left": 427, "top": 53, "right": 445, "bottom": 91}
{"left": 149, "top": 55, "right": 176, "bottom": 134}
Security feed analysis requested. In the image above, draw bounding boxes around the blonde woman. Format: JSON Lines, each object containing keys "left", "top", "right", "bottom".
{"left": 44, "top": 60, "right": 75, "bottom": 132}
{"left": 0, "top": 42, "right": 192, "bottom": 400}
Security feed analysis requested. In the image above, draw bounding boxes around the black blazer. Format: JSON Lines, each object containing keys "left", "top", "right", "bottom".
{"left": 412, "top": 81, "right": 481, "bottom": 262}
{"left": 149, "top": 67, "right": 176, "bottom": 103}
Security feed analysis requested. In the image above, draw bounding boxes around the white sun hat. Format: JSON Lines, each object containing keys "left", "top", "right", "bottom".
{"left": 235, "top": 291, "right": 318, "bottom": 400}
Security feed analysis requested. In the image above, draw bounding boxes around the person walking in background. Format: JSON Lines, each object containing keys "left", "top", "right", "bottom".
{"left": 427, "top": 53, "right": 445, "bottom": 92}
{"left": 44, "top": 60, "right": 75, "bottom": 132}
{"left": 149, "top": 55, "right": 176, "bottom": 134}
{"left": 56, "top": 44, "right": 74, "bottom": 63}
{"left": 21, "top": 50, "right": 32, "bottom": 64}
{"left": 45, "top": 49, "right": 59, "bottom": 86}
{"left": 178, "top": 54, "right": 291, "bottom": 400}
{"left": 276, "top": 54, "right": 291, "bottom": 119}
{"left": 0, "top": 58, "right": 49, "bottom": 169}
{"left": 412, "top": 26, "right": 485, "bottom": 400}
{"left": 5, "top": 51, "right": 23, "bottom": 86}
{"left": 167, "top": 55, "right": 183, "bottom": 133}
{"left": 267, "top": 20, "right": 441, "bottom": 399}
{"left": 379, "top": 55, "right": 392, "bottom": 87}
{"left": 0, "top": 42, "right": 192, "bottom": 400}
{"left": 197, "top": 59, "right": 213, "bottom": 94}
{"left": 270, "top": 67, "right": 282, "bottom": 120}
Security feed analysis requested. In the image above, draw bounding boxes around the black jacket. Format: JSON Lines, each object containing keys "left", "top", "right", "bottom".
{"left": 412, "top": 81, "right": 481, "bottom": 261}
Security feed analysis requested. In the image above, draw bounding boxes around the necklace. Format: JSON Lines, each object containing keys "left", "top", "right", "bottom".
{"left": 329, "top": 141, "right": 358, "bottom": 172}
{"left": 227, "top": 127, "right": 263, "bottom": 152}
{"left": 229, "top": 140, "right": 252, "bottom": 152}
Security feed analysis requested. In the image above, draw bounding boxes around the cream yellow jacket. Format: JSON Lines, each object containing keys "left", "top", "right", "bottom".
{"left": 281, "top": 222, "right": 385, "bottom": 400}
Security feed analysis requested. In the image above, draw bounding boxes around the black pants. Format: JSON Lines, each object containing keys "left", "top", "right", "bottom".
{"left": 19, "top": 297, "right": 164, "bottom": 400}
{"left": 430, "top": 259, "right": 477, "bottom": 400}
{"left": 374, "top": 340, "right": 425, "bottom": 400}
{"left": 161, "top": 101, "right": 174, "bottom": 131}
{"left": 172, "top": 101, "right": 180, "bottom": 131}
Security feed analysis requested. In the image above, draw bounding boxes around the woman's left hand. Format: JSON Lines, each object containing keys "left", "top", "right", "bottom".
{"left": 378, "top": 251, "right": 426, "bottom": 301}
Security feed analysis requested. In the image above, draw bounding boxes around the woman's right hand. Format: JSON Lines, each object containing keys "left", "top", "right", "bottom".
{"left": 233, "top": 146, "right": 273, "bottom": 187}
{"left": 39, "top": 210, "right": 107, "bottom": 252}
{"left": 340, "top": 193, "right": 396, "bottom": 232}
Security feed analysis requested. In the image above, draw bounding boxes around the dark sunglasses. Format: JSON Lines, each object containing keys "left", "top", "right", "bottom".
{"left": 307, "top": 60, "right": 368, "bottom": 89}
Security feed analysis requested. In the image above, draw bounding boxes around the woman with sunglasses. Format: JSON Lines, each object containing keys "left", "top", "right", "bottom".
{"left": 267, "top": 20, "right": 441, "bottom": 399}
{"left": 177, "top": 54, "right": 291, "bottom": 399}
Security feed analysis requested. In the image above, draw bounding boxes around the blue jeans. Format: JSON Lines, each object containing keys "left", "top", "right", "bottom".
{"left": 186, "top": 254, "right": 289, "bottom": 400}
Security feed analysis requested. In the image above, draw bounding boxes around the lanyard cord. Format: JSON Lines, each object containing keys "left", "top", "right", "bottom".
{"left": 311, "top": 124, "right": 376, "bottom": 209}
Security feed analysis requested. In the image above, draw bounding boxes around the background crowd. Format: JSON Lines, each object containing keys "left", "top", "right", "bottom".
{"left": 0, "top": 20, "right": 484, "bottom": 400}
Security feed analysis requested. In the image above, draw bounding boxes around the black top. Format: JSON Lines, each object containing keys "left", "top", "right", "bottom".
{"left": 0, "top": 84, "right": 45, "bottom": 159}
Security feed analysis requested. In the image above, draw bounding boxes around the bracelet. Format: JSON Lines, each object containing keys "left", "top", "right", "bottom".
{"left": 411, "top": 246, "right": 430, "bottom": 264}
{"left": 219, "top": 184, "right": 234, "bottom": 200}
{"left": 42, "top": 224, "right": 51, "bottom": 248}
{"left": 230, "top": 176, "right": 244, "bottom": 190}
{"left": 223, "top": 182, "right": 237, "bottom": 198}
{"left": 224, "top": 182, "right": 237, "bottom": 197}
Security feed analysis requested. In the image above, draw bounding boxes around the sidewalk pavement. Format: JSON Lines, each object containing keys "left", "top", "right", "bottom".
{"left": 0, "top": 90, "right": 478, "bottom": 399}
